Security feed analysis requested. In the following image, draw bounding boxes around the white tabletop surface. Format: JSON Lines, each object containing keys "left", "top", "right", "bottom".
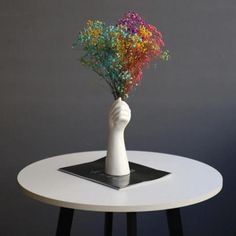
{"left": 17, "top": 151, "right": 223, "bottom": 212}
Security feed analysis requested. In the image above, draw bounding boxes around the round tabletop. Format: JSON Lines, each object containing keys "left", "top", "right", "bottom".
{"left": 17, "top": 151, "right": 223, "bottom": 212}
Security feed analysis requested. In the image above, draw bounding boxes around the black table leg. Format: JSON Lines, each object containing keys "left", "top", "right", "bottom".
{"left": 104, "top": 212, "right": 113, "bottom": 236}
{"left": 127, "top": 212, "right": 137, "bottom": 236}
{"left": 166, "top": 208, "right": 184, "bottom": 236}
{"left": 56, "top": 207, "right": 74, "bottom": 236}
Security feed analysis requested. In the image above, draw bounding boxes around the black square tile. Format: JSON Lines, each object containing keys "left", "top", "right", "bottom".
{"left": 59, "top": 157, "right": 170, "bottom": 190}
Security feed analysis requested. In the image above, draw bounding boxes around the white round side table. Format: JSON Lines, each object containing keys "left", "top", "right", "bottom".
{"left": 17, "top": 151, "right": 223, "bottom": 236}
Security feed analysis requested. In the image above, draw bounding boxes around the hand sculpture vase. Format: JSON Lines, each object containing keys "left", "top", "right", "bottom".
{"left": 105, "top": 97, "right": 131, "bottom": 176}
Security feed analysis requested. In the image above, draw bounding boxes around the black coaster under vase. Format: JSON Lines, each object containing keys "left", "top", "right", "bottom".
{"left": 59, "top": 157, "right": 170, "bottom": 190}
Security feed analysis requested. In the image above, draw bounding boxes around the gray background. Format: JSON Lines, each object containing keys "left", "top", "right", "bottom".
{"left": 0, "top": 0, "right": 235, "bottom": 235}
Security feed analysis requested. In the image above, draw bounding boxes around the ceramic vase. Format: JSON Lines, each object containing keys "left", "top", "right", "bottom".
{"left": 105, "top": 97, "right": 131, "bottom": 176}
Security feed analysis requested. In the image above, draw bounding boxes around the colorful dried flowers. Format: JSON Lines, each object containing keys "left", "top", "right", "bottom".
{"left": 72, "top": 11, "right": 169, "bottom": 100}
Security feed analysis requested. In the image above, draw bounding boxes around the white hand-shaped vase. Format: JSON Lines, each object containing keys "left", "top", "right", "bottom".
{"left": 105, "top": 97, "right": 131, "bottom": 176}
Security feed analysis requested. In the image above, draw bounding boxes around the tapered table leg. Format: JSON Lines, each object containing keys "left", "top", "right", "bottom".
{"left": 166, "top": 208, "right": 184, "bottom": 236}
{"left": 56, "top": 207, "right": 74, "bottom": 236}
{"left": 104, "top": 212, "right": 113, "bottom": 236}
{"left": 127, "top": 212, "right": 137, "bottom": 236}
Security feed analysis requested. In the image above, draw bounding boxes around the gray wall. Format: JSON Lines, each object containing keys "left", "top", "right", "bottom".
{"left": 1, "top": 0, "right": 235, "bottom": 235}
